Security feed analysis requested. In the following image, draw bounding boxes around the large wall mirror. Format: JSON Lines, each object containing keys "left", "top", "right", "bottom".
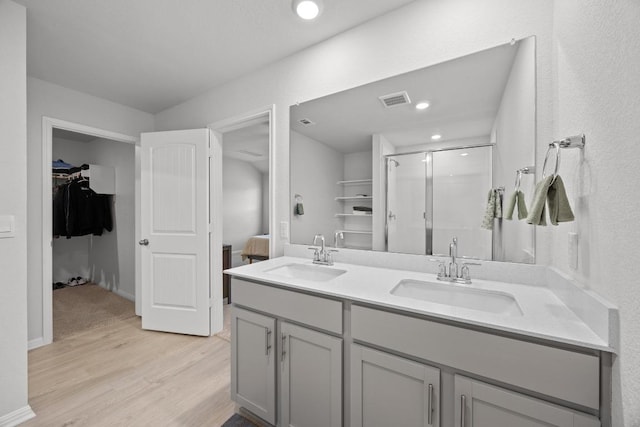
{"left": 290, "top": 36, "right": 536, "bottom": 263}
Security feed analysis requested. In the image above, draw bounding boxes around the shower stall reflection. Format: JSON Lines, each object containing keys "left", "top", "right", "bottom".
{"left": 385, "top": 145, "right": 492, "bottom": 259}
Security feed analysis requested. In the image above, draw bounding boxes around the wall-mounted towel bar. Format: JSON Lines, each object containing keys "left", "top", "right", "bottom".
{"left": 542, "top": 134, "right": 585, "bottom": 182}
{"left": 514, "top": 166, "right": 535, "bottom": 191}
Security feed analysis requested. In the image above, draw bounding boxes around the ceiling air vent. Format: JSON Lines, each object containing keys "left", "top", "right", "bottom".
{"left": 299, "top": 118, "right": 315, "bottom": 126}
{"left": 379, "top": 91, "right": 411, "bottom": 108}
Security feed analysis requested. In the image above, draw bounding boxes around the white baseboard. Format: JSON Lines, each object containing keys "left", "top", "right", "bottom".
{"left": 0, "top": 405, "right": 35, "bottom": 427}
{"left": 28, "top": 337, "right": 45, "bottom": 350}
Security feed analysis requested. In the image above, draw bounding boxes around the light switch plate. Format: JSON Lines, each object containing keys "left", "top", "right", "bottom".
{"left": 568, "top": 232, "right": 578, "bottom": 270}
{"left": 280, "top": 221, "right": 289, "bottom": 240}
{"left": 0, "top": 215, "right": 15, "bottom": 238}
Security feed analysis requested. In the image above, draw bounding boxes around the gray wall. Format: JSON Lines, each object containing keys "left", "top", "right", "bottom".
{"left": 223, "top": 157, "right": 265, "bottom": 267}
{"left": 552, "top": 1, "right": 640, "bottom": 423}
{"left": 0, "top": 0, "right": 29, "bottom": 419}
{"left": 290, "top": 130, "right": 343, "bottom": 245}
{"left": 88, "top": 138, "right": 136, "bottom": 300}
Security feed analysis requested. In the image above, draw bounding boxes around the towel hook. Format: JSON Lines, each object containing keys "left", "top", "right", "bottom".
{"left": 542, "top": 141, "right": 561, "bottom": 183}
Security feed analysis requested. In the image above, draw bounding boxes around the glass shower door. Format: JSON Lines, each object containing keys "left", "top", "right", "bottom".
{"left": 386, "top": 153, "right": 428, "bottom": 255}
{"left": 431, "top": 146, "right": 492, "bottom": 259}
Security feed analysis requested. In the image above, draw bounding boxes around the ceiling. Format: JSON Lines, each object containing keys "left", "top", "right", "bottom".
{"left": 222, "top": 121, "right": 270, "bottom": 173}
{"left": 16, "top": 0, "right": 417, "bottom": 114}
{"left": 290, "top": 40, "right": 521, "bottom": 153}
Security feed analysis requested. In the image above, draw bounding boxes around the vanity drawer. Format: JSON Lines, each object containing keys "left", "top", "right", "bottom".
{"left": 232, "top": 278, "right": 343, "bottom": 334}
{"left": 351, "top": 305, "right": 599, "bottom": 410}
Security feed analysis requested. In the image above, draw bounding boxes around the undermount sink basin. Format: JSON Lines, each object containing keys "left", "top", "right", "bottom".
{"left": 264, "top": 263, "right": 347, "bottom": 282}
{"left": 390, "top": 279, "right": 523, "bottom": 316}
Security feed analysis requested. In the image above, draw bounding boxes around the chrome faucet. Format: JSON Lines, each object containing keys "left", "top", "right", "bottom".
{"left": 449, "top": 237, "right": 458, "bottom": 279}
{"left": 432, "top": 237, "right": 480, "bottom": 284}
{"left": 309, "top": 234, "right": 337, "bottom": 266}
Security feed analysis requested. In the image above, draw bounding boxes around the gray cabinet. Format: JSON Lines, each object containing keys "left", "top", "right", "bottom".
{"left": 230, "top": 278, "right": 605, "bottom": 427}
{"left": 454, "top": 376, "right": 600, "bottom": 427}
{"left": 280, "top": 321, "right": 342, "bottom": 427}
{"left": 231, "top": 306, "right": 276, "bottom": 425}
{"left": 351, "top": 344, "right": 441, "bottom": 427}
{"left": 230, "top": 279, "right": 343, "bottom": 427}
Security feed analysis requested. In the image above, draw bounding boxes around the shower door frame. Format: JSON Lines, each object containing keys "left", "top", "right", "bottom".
{"left": 384, "top": 152, "right": 432, "bottom": 255}
{"left": 384, "top": 143, "right": 494, "bottom": 256}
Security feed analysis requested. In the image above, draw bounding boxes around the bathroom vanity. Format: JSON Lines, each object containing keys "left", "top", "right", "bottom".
{"left": 225, "top": 255, "right": 615, "bottom": 427}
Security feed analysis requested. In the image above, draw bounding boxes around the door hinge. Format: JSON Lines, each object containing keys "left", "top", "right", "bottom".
{"left": 208, "top": 223, "right": 213, "bottom": 233}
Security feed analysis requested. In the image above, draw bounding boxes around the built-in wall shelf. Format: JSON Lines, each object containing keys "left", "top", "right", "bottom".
{"left": 337, "top": 179, "right": 372, "bottom": 185}
{"left": 52, "top": 164, "right": 115, "bottom": 195}
{"left": 336, "top": 173, "right": 373, "bottom": 250}
{"left": 335, "top": 196, "right": 372, "bottom": 201}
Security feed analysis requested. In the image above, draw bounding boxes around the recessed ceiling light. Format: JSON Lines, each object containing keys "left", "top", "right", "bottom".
{"left": 293, "top": 0, "right": 321, "bottom": 20}
{"left": 431, "top": 134, "right": 442, "bottom": 141}
{"left": 416, "top": 101, "right": 430, "bottom": 110}
{"left": 460, "top": 152, "right": 469, "bottom": 157}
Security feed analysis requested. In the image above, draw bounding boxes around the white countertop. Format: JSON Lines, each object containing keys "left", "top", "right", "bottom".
{"left": 225, "top": 256, "right": 613, "bottom": 352}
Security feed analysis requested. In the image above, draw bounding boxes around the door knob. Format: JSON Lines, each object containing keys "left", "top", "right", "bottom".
{"left": 138, "top": 239, "right": 149, "bottom": 246}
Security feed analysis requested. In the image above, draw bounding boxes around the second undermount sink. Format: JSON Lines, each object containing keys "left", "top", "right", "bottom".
{"left": 264, "top": 263, "right": 347, "bottom": 282}
{"left": 390, "top": 279, "right": 523, "bottom": 316}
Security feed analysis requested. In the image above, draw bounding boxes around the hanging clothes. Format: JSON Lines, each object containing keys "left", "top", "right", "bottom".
{"left": 53, "top": 178, "right": 113, "bottom": 238}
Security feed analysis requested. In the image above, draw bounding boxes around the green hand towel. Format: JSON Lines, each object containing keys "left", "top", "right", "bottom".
{"left": 505, "top": 190, "right": 529, "bottom": 220}
{"left": 547, "top": 176, "right": 574, "bottom": 225}
{"left": 481, "top": 189, "right": 496, "bottom": 230}
{"left": 526, "top": 176, "right": 554, "bottom": 226}
{"left": 516, "top": 191, "right": 528, "bottom": 220}
{"left": 505, "top": 192, "right": 517, "bottom": 220}
{"left": 495, "top": 190, "right": 503, "bottom": 219}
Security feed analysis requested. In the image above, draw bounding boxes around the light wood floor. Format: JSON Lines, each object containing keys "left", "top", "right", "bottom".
{"left": 25, "top": 315, "right": 235, "bottom": 426}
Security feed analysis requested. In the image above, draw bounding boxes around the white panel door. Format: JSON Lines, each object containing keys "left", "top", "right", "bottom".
{"left": 351, "top": 344, "right": 441, "bottom": 427}
{"left": 140, "top": 129, "right": 210, "bottom": 336}
{"left": 231, "top": 307, "right": 277, "bottom": 425}
{"left": 281, "top": 321, "right": 342, "bottom": 427}
{"left": 454, "top": 376, "right": 600, "bottom": 427}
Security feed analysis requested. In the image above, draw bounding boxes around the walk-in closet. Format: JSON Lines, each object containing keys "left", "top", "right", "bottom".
{"left": 51, "top": 128, "right": 135, "bottom": 340}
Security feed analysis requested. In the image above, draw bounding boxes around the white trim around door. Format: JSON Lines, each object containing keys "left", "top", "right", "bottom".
{"left": 40, "top": 117, "right": 138, "bottom": 347}
{"left": 208, "top": 105, "right": 276, "bottom": 335}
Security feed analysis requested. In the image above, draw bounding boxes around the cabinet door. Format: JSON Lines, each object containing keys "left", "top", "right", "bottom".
{"left": 231, "top": 307, "right": 276, "bottom": 425}
{"left": 280, "top": 322, "right": 342, "bottom": 427}
{"left": 351, "top": 344, "right": 441, "bottom": 427}
{"left": 454, "top": 376, "right": 600, "bottom": 427}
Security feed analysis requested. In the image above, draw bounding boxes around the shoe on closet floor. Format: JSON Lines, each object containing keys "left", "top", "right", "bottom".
{"left": 66, "top": 276, "right": 88, "bottom": 287}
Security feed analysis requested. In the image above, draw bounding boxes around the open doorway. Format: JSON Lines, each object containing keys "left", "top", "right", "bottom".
{"left": 222, "top": 120, "right": 270, "bottom": 269}
{"left": 42, "top": 117, "right": 138, "bottom": 345}
{"left": 209, "top": 106, "right": 274, "bottom": 339}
